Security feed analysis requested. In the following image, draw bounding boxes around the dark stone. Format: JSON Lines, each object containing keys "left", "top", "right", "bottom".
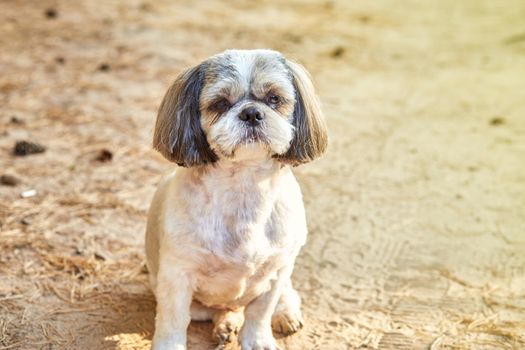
{"left": 95, "top": 149, "right": 113, "bottom": 162}
{"left": 13, "top": 141, "right": 46, "bottom": 156}
{"left": 10, "top": 116, "right": 24, "bottom": 124}
{"left": 0, "top": 174, "right": 20, "bottom": 186}
{"left": 489, "top": 117, "right": 505, "bottom": 126}
{"left": 331, "top": 46, "right": 345, "bottom": 58}
{"left": 45, "top": 8, "right": 58, "bottom": 19}
{"left": 98, "top": 63, "right": 110, "bottom": 72}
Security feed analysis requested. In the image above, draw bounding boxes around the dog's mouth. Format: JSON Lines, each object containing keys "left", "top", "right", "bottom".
{"left": 242, "top": 127, "right": 268, "bottom": 144}
{"left": 212, "top": 125, "right": 272, "bottom": 159}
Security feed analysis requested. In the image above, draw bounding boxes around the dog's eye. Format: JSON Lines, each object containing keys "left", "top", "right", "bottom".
{"left": 212, "top": 99, "right": 231, "bottom": 113}
{"left": 267, "top": 94, "right": 281, "bottom": 106}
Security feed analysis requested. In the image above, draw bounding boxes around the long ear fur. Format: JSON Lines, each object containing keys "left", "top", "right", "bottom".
{"left": 276, "top": 60, "right": 328, "bottom": 165}
{"left": 153, "top": 63, "right": 218, "bottom": 167}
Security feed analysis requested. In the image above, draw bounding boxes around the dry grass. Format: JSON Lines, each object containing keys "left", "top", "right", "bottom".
{"left": 1, "top": 0, "right": 525, "bottom": 349}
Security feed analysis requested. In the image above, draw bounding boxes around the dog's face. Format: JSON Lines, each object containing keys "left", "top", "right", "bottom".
{"left": 153, "top": 49, "right": 327, "bottom": 167}
{"left": 200, "top": 50, "right": 296, "bottom": 160}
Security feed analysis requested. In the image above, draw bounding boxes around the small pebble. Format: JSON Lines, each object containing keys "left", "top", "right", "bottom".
{"left": 20, "top": 189, "right": 37, "bottom": 198}
{"left": 94, "top": 252, "right": 107, "bottom": 261}
{"left": 13, "top": 141, "right": 46, "bottom": 156}
{"left": 0, "top": 174, "right": 20, "bottom": 186}
{"left": 330, "top": 46, "right": 345, "bottom": 58}
{"left": 489, "top": 117, "right": 505, "bottom": 126}
{"left": 10, "top": 116, "right": 24, "bottom": 124}
{"left": 98, "top": 63, "right": 110, "bottom": 72}
{"left": 95, "top": 149, "right": 113, "bottom": 162}
{"left": 55, "top": 56, "right": 66, "bottom": 64}
{"left": 20, "top": 217, "right": 32, "bottom": 225}
{"left": 45, "top": 8, "right": 58, "bottom": 19}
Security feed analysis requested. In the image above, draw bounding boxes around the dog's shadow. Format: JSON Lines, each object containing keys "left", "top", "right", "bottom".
{"left": 83, "top": 284, "right": 288, "bottom": 349}
{"left": 75, "top": 285, "right": 220, "bottom": 350}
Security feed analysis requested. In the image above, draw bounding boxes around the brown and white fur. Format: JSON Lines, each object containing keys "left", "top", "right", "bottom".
{"left": 146, "top": 49, "right": 327, "bottom": 350}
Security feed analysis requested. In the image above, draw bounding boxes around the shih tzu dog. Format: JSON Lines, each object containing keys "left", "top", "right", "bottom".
{"left": 145, "top": 49, "right": 327, "bottom": 350}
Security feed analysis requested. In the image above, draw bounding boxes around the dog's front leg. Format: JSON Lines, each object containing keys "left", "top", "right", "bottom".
{"left": 239, "top": 266, "right": 292, "bottom": 350}
{"left": 152, "top": 260, "right": 193, "bottom": 350}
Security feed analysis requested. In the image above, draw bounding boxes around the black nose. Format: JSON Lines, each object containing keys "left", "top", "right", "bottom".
{"left": 239, "top": 107, "right": 263, "bottom": 126}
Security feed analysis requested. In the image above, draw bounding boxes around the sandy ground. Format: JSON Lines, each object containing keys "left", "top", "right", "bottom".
{"left": 1, "top": 0, "right": 525, "bottom": 349}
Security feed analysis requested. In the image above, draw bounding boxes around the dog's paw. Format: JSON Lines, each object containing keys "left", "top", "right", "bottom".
{"left": 151, "top": 337, "right": 186, "bottom": 350}
{"left": 212, "top": 310, "right": 244, "bottom": 346}
{"left": 239, "top": 326, "right": 281, "bottom": 350}
{"left": 213, "top": 318, "right": 240, "bottom": 344}
{"left": 240, "top": 336, "right": 281, "bottom": 350}
{"left": 271, "top": 310, "right": 304, "bottom": 336}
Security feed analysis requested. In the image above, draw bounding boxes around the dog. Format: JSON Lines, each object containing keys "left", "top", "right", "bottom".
{"left": 145, "top": 49, "right": 327, "bottom": 350}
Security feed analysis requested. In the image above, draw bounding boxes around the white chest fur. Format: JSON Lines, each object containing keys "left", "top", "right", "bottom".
{"left": 146, "top": 158, "right": 307, "bottom": 309}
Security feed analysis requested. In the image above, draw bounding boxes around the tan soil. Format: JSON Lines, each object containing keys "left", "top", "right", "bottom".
{"left": 1, "top": 0, "right": 524, "bottom": 349}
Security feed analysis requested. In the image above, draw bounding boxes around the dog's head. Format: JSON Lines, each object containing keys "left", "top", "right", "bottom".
{"left": 153, "top": 49, "right": 327, "bottom": 167}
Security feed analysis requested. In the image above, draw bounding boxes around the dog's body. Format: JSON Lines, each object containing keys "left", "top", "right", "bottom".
{"left": 146, "top": 49, "right": 326, "bottom": 350}
{"left": 146, "top": 158, "right": 307, "bottom": 307}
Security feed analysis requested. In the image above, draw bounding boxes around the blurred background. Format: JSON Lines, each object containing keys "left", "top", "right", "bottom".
{"left": 1, "top": 0, "right": 524, "bottom": 349}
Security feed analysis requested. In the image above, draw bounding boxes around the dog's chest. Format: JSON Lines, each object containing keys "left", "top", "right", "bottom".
{"left": 192, "top": 210, "right": 284, "bottom": 305}
{"left": 193, "top": 200, "right": 284, "bottom": 307}
{"left": 191, "top": 171, "right": 281, "bottom": 251}
{"left": 194, "top": 246, "right": 285, "bottom": 309}
{"left": 179, "top": 165, "right": 294, "bottom": 308}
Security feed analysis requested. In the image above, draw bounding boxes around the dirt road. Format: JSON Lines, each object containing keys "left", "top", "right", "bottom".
{"left": 1, "top": 0, "right": 524, "bottom": 349}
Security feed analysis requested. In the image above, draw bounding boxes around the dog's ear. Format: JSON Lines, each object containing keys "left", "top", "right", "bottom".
{"left": 153, "top": 62, "right": 218, "bottom": 167}
{"left": 276, "top": 60, "right": 328, "bottom": 165}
